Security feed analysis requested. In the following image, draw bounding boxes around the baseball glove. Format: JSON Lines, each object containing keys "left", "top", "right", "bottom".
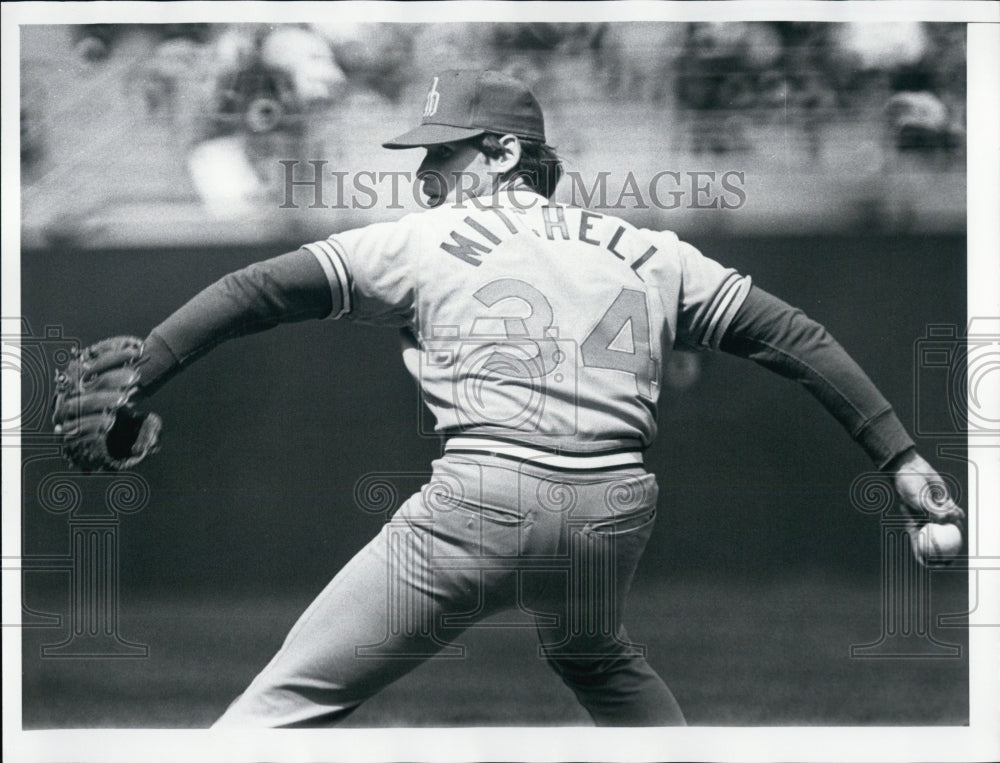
{"left": 52, "top": 336, "right": 162, "bottom": 471}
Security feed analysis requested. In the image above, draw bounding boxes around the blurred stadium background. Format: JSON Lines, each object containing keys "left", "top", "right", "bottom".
{"left": 21, "top": 21, "right": 965, "bottom": 243}
{"left": 18, "top": 22, "right": 969, "bottom": 728}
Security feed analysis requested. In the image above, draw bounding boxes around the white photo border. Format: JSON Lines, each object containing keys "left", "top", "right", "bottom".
{"left": 3, "top": 2, "right": 998, "bottom": 762}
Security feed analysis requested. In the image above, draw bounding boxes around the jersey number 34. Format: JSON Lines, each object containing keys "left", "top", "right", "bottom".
{"left": 473, "top": 279, "right": 658, "bottom": 401}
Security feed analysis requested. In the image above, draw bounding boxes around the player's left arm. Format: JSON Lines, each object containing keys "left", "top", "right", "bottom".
{"left": 54, "top": 216, "right": 421, "bottom": 470}
{"left": 137, "top": 248, "right": 335, "bottom": 396}
{"left": 50, "top": 248, "right": 336, "bottom": 471}
{"left": 718, "top": 285, "right": 964, "bottom": 529}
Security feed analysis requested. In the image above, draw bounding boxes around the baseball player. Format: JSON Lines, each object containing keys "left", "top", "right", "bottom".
{"left": 53, "top": 70, "right": 964, "bottom": 727}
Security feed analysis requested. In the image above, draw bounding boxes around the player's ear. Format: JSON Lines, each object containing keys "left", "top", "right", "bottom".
{"left": 492, "top": 134, "right": 522, "bottom": 174}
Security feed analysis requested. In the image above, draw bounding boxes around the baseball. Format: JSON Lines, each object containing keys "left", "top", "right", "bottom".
{"left": 912, "top": 522, "right": 962, "bottom": 567}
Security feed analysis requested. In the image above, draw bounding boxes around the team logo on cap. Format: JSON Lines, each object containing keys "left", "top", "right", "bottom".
{"left": 422, "top": 77, "right": 440, "bottom": 118}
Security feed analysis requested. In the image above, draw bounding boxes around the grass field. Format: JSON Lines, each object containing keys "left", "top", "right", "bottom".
{"left": 21, "top": 573, "right": 968, "bottom": 728}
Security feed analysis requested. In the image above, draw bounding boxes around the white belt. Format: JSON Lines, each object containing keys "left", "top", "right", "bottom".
{"left": 444, "top": 437, "right": 643, "bottom": 472}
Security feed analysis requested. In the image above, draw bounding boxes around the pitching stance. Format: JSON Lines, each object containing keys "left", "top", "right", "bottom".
{"left": 52, "top": 70, "right": 964, "bottom": 726}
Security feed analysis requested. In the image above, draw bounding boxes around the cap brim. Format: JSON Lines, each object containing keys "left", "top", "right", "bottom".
{"left": 382, "top": 123, "right": 486, "bottom": 149}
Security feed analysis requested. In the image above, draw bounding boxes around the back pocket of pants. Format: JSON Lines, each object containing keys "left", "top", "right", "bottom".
{"left": 436, "top": 497, "right": 525, "bottom": 526}
{"left": 587, "top": 507, "right": 656, "bottom": 536}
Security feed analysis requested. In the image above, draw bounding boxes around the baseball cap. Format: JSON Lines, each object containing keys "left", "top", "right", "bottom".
{"left": 382, "top": 70, "right": 545, "bottom": 149}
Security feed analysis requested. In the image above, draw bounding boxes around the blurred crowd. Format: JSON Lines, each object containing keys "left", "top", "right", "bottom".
{"left": 20, "top": 22, "right": 967, "bottom": 221}
{"left": 673, "top": 22, "right": 965, "bottom": 158}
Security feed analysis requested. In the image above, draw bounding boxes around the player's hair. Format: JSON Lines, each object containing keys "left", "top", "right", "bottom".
{"left": 475, "top": 133, "right": 563, "bottom": 199}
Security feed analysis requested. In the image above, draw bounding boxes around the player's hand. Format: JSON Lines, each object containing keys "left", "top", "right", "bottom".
{"left": 888, "top": 448, "right": 965, "bottom": 531}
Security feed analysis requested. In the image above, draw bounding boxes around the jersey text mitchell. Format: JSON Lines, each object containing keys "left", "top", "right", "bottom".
{"left": 441, "top": 205, "right": 658, "bottom": 278}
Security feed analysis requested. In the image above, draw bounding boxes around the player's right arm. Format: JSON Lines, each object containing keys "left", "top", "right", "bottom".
{"left": 717, "top": 283, "right": 964, "bottom": 529}
{"left": 663, "top": 234, "right": 962, "bottom": 532}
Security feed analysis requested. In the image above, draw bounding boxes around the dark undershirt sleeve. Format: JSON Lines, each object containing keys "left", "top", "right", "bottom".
{"left": 138, "top": 248, "right": 334, "bottom": 396}
{"left": 719, "top": 285, "right": 915, "bottom": 469}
